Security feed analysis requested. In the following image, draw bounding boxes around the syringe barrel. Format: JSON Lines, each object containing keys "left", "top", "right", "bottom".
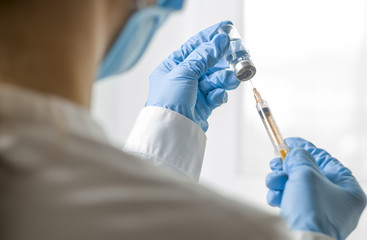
{"left": 256, "top": 101, "right": 289, "bottom": 161}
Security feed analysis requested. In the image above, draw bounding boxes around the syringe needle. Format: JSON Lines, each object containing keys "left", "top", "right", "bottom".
{"left": 249, "top": 79, "right": 255, "bottom": 89}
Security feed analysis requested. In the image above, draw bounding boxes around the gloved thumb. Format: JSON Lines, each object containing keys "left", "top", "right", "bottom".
{"left": 283, "top": 148, "right": 322, "bottom": 179}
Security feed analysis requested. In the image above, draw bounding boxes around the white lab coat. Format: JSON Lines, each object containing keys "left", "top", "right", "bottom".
{"left": 0, "top": 84, "right": 333, "bottom": 240}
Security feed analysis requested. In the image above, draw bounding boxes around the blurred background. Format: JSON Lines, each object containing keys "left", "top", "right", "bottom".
{"left": 92, "top": 0, "right": 367, "bottom": 239}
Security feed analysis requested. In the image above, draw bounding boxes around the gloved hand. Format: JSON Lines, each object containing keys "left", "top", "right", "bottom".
{"left": 146, "top": 21, "right": 241, "bottom": 132}
{"left": 266, "top": 137, "right": 366, "bottom": 240}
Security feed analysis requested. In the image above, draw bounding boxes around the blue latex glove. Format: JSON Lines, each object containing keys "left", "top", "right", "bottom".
{"left": 266, "top": 137, "right": 366, "bottom": 240}
{"left": 146, "top": 21, "right": 241, "bottom": 132}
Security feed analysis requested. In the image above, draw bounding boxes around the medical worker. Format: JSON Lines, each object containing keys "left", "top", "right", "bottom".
{"left": 0, "top": 1, "right": 365, "bottom": 240}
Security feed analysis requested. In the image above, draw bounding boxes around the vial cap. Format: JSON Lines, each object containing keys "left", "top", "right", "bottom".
{"left": 234, "top": 60, "right": 256, "bottom": 81}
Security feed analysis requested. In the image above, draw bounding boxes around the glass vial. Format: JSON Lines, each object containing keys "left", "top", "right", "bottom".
{"left": 218, "top": 24, "right": 256, "bottom": 82}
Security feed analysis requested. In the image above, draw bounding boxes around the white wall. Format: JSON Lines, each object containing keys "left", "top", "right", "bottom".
{"left": 92, "top": 0, "right": 367, "bottom": 239}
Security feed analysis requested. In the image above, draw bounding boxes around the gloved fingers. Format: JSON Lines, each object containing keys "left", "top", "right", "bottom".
{"left": 283, "top": 148, "right": 322, "bottom": 177}
{"left": 205, "top": 57, "right": 230, "bottom": 74}
{"left": 267, "top": 190, "right": 283, "bottom": 207}
{"left": 320, "top": 160, "right": 366, "bottom": 210}
{"left": 270, "top": 157, "right": 283, "bottom": 171}
{"left": 161, "top": 21, "right": 233, "bottom": 71}
{"left": 286, "top": 140, "right": 363, "bottom": 197}
{"left": 266, "top": 171, "right": 287, "bottom": 190}
{"left": 206, "top": 88, "right": 228, "bottom": 109}
{"left": 322, "top": 158, "right": 360, "bottom": 188}
{"left": 285, "top": 137, "right": 335, "bottom": 170}
{"left": 285, "top": 137, "right": 317, "bottom": 150}
{"left": 285, "top": 138, "right": 355, "bottom": 183}
{"left": 174, "top": 33, "right": 230, "bottom": 79}
{"left": 285, "top": 148, "right": 367, "bottom": 211}
{"left": 199, "top": 69, "right": 240, "bottom": 95}
{"left": 195, "top": 91, "right": 212, "bottom": 131}
{"left": 320, "top": 161, "right": 367, "bottom": 212}
{"left": 285, "top": 137, "right": 331, "bottom": 162}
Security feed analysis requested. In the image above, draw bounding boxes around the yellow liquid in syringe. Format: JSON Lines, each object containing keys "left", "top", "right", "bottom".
{"left": 250, "top": 82, "right": 289, "bottom": 161}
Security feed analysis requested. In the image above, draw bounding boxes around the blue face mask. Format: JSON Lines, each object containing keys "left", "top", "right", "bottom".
{"left": 97, "top": 0, "right": 184, "bottom": 80}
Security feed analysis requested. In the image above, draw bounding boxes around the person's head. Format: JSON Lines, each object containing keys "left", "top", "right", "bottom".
{"left": 0, "top": 0, "right": 183, "bottom": 107}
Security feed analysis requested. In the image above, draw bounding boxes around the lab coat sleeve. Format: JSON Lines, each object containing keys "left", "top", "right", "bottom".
{"left": 292, "top": 231, "right": 335, "bottom": 240}
{"left": 123, "top": 106, "right": 206, "bottom": 181}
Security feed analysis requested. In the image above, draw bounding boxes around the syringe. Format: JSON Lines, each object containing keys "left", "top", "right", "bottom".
{"left": 250, "top": 81, "right": 289, "bottom": 161}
